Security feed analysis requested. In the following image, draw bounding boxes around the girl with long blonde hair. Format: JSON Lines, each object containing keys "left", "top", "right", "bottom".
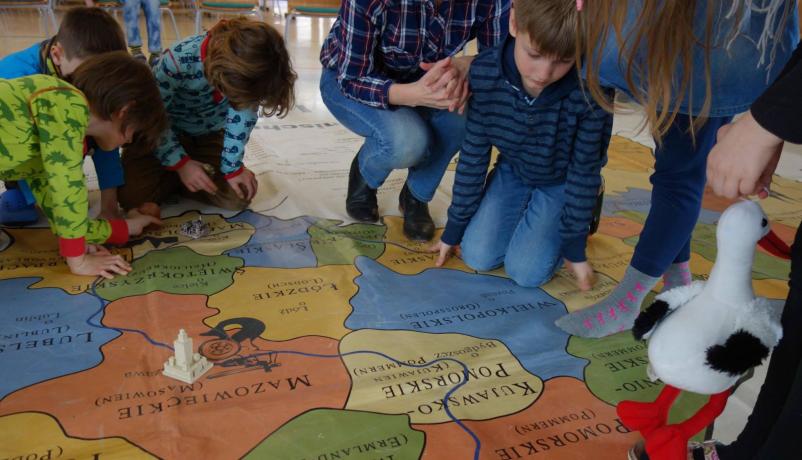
{"left": 556, "top": 1, "right": 798, "bottom": 340}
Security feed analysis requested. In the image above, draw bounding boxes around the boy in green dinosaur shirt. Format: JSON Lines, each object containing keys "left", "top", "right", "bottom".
{"left": 0, "top": 52, "right": 167, "bottom": 279}
{"left": 0, "top": 6, "right": 128, "bottom": 223}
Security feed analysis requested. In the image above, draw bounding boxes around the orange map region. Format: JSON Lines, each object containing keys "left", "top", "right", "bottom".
{"left": 597, "top": 216, "right": 644, "bottom": 239}
{"left": 0, "top": 292, "right": 351, "bottom": 459}
{"left": 415, "top": 377, "right": 639, "bottom": 460}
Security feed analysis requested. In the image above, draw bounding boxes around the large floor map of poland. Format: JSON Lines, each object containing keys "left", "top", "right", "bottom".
{"left": 1, "top": 132, "right": 801, "bottom": 460}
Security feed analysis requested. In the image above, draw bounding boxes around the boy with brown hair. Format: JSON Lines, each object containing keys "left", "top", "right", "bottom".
{"left": 0, "top": 6, "right": 128, "bottom": 224}
{"left": 0, "top": 52, "right": 166, "bottom": 279}
{"left": 118, "top": 17, "right": 297, "bottom": 211}
{"left": 432, "top": 0, "right": 612, "bottom": 291}
{"left": 0, "top": 6, "right": 126, "bottom": 79}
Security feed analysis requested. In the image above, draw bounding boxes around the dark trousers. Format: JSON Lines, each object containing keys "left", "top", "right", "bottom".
{"left": 631, "top": 115, "right": 732, "bottom": 277}
{"left": 716, "top": 224, "right": 802, "bottom": 459}
{"left": 118, "top": 131, "right": 249, "bottom": 211}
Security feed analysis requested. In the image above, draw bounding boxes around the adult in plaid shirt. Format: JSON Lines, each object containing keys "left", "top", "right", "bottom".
{"left": 320, "top": 0, "right": 510, "bottom": 241}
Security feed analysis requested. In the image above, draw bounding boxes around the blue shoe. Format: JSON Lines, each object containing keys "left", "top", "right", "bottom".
{"left": 0, "top": 189, "right": 39, "bottom": 225}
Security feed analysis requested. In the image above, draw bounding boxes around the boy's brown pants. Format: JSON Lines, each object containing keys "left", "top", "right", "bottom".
{"left": 119, "top": 131, "right": 250, "bottom": 211}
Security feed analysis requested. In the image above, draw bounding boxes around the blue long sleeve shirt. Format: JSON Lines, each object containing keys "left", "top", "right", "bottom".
{"left": 153, "top": 34, "right": 257, "bottom": 177}
{"left": 0, "top": 41, "right": 49, "bottom": 79}
{"left": 0, "top": 39, "right": 125, "bottom": 190}
{"left": 442, "top": 37, "right": 613, "bottom": 262}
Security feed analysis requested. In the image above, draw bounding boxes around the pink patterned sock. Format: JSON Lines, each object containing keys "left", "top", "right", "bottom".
{"left": 661, "top": 261, "right": 692, "bottom": 293}
{"left": 556, "top": 265, "right": 660, "bottom": 338}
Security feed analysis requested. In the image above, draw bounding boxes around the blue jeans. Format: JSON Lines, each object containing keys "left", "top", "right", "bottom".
{"left": 631, "top": 115, "right": 732, "bottom": 277}
{"left": 320, "top": 69, "right": 467, "bottom": 201}
{"left": 460, "top": 161, "right": 565, "bottom": 287}
{"left": 124, "top": 0, "right": 162, "bottom": 53}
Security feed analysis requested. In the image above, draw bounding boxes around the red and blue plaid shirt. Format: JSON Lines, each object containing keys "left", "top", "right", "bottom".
{"left": 320, "top": 0, "right": 510, "bottom": 108}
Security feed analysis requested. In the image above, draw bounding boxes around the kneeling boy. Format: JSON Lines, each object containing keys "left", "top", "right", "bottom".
{"left": 433, "top": 0, "right": 612, "bottom": 290}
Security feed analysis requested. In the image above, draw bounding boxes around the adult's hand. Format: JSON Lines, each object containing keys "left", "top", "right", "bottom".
{"left": 707, "top": 111, "right": 784, "bottom": 200}
{"left": 420, "top": 56, "right": 474, "bottom": 113}
{"left": 388, "top": 58, "right": 459, "bottom": 109}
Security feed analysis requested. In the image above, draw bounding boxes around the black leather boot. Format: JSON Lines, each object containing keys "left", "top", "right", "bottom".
{"left": 346, "top": 156, "right": 379, "bottom": 222}
{"left": 399, "top": 183, "right": 434, "bottom": 241}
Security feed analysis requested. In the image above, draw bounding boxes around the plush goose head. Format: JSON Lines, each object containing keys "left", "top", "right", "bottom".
{"left": 707, "top": 201, "right": 769, "bottom": 302}
{"left": 716, "top": 200, "right": 770, "bottom": 254}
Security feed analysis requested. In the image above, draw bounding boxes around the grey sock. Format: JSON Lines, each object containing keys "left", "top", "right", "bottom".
{"left": 555, "top": 265, "right": 660, "bottom": 338}
{"left": 661, "top": 261, "right": 692, "bottom": 293}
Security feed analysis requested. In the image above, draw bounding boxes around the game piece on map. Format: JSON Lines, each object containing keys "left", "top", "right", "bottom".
{"left": 180, "top": 215, "right": 209, "bottom": 239}
{"left": 163, "top": 329, "right": 213, "bottom": 384}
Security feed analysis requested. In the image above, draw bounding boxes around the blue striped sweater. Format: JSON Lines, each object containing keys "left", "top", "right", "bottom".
{"left": 442, "top": 37, "right": 612, "bottom": 262}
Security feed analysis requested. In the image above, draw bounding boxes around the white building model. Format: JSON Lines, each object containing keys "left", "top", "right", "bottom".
{"left": 163, "top": 329, "right": 213, "bottom": 384}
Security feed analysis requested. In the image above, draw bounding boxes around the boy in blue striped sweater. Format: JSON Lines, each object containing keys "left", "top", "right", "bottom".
{"left": 432, "top": 0, "right": 612, "bottom": 290}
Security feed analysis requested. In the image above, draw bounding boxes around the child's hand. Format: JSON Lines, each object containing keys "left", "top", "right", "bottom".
{"left": 429, "top": 240, "right": 459, "bottom": 267}
{"left": 565, "top": 260, "right": 596, "bottom": 291}
{"left": 177, "top": 159, "right": 219, "bottom": 195}
{"left": 66, "top": 252, "right": 131, "bottom": 280}
{"left": 227, "top": 168, "right": 258, "bottom": 201}
{"left": 125, "top": 209, "right": 163, "bottom": 236}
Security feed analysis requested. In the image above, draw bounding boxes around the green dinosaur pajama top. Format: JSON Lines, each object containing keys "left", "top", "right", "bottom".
{"left": 0, "top": 75, "right": 128, "bottom": 257}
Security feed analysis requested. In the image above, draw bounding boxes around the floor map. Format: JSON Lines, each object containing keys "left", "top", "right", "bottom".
{"left": 1, "top": 114, "right": 799, "bottom": 460}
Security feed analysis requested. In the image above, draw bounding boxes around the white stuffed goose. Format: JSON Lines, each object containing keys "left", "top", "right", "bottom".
{"left": 617, "top": 200, "right": 785, "bottom": 460}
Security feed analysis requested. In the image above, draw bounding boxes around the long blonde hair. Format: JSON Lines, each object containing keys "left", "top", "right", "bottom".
{"left": 579, "top": 0, "right": 793, "bottom": 142}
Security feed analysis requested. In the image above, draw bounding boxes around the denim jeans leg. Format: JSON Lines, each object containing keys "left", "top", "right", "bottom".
{"left": 319, "top": 69, "right": 430, "bottom": 189}
{"left": 460, "top": 162, "right": 531, "bottom": 272}
{"left": 123, "top": 0, "right": 143, "bottom": 47}
{"left": 406, "top": 107, "right": 467, "bottom": 202}
{"left": 142, "top": 0, "right": 162, "bottom": 52}
{"left": 630, "top": 115, "right": 732, "bottom": 277}
{"left": 504, "top": 183, "right": 566, "bottom": 287}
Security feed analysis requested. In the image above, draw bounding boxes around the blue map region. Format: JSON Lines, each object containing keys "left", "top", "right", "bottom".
{"left": 347, "top": 257, "right": 586, "bottom": 380}
{"left": 604, "top": 188, "right": 721, "bottom": 224}
{"left": 0, "top": 278, "right": 119, "bottom": 399}
{"left": 225, "top": 211, "right": 318, "bottom": 268}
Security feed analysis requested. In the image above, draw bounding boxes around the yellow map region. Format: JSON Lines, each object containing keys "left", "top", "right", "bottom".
{"left": 602, "top": 136, "right": 655, "bottom": 195}
{"left": 376, "top": 216, "right": 476, "bottom": 275}
{"left": 0, "top": 228, "right": 131, "bottom": 295}
{"left": 342, "top": 329, "right": 542, "bottom": 424}
{"left": 0, "top": 412, "right": 154, "bottom": 459}
{"left": 206, "top": 265, "right": 359, "bottom": 340}
{"left": 130, "top": 211, "right": 255, "bottom": 259}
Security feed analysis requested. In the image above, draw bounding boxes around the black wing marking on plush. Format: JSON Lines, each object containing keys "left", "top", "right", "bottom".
{"left": 706, "top": 330, "right": 770, "bottom": 376}
{"left": 632, "top": 300, "right": 670, "bottom": 340}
